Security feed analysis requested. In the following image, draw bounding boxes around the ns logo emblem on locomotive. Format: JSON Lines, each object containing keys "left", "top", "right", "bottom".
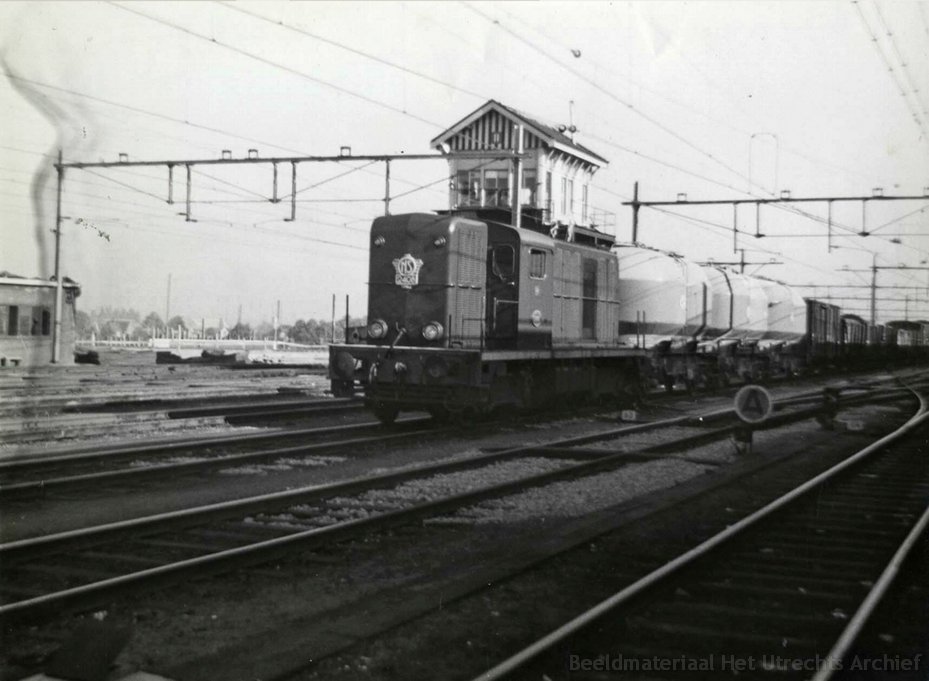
{"left": 393, "top": 253, "right": 424, "bottom": 289}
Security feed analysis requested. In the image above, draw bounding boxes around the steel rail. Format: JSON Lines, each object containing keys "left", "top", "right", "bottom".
{"left": 0, "top": 398, "right": 361, "bottom": 443}
{"left": 810, "top": 388, "right": 929, "bottom": 681}
{"left": 0, "top": 421, "right": 436, "bottom": 496}
{"left": 0, "top": 385, "right": 906, "bottom": 498}
{"left": 0, "top": 414, "right": 417, "bottom": 473}
{"left": 0, "top": 393, "right": 892, "bottom": 624}
{"left": 165, "top": 398, "right": 361, "bottom": 419}
{"left": 0, "top": 410, "right": 714, "bottom": 558}
{"left": 471, "top": 386, "right": 928, "bottom": 681}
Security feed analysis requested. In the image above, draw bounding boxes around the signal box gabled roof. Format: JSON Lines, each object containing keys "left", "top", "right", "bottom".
{"left": 430, "top": 99, "right": 608, "bottom": 168}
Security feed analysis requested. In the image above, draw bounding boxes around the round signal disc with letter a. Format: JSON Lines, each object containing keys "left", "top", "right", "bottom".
{"left": 734, "top": 385, "right": 774, "bottom": 424}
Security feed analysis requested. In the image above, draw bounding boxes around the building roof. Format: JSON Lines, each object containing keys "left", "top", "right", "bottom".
{"left": 430, "top": 99, "right": 608, "bottom": 167}
{"left": 0, "top": 273, "right": 81, "bottom": 289}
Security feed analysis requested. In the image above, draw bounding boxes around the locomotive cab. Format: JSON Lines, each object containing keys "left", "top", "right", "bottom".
{"left": 485, "top": 222, "right": 554, "bottom": 350}
{"left": 486, "top": 224, "right": 520, "bottom": 350}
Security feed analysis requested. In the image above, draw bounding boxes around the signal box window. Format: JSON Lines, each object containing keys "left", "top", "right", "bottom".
{"left": 484, "top": 169, "right": 509, "bottom": 207}
{"left": 528, "top": 249, "right": 547, "bottom": 279}
{"left": 522, "top": 169, "right": 537, "bottom": 206}
{"left": 582, "top": 258, "right": 598, "bottom": 339}
{"left": 457, "top": 170, "right": 482, "bottom": 207}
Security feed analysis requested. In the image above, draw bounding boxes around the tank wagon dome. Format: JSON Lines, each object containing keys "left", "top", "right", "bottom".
{"left": 757, "top": 277, "right": 806, "bottom": 346}
{"left": 614, "top": 245, "right": 710, "bottom": 349}
{"left": 716, "top": 271, "right": 768, "bottom": 343}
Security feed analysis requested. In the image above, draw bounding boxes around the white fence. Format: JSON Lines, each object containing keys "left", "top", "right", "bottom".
{"left": 79, "top": 338, "right": 329, "bottom": 352}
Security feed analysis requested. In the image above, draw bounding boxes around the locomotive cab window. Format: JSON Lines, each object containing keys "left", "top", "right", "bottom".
{"left": 492, "top": 245, "right": 515, "bottom": 282}
{"left": 528, "top": 249, "right": 547, "bottom": 280}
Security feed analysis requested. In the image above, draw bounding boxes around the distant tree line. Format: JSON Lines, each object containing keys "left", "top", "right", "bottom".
{"left": 76, "top": 307, "right": 366, "bottom": 344}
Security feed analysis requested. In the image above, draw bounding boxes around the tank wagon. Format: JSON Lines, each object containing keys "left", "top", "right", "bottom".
{"left": 330, "top": 211, "right": 923, "bottom": 423}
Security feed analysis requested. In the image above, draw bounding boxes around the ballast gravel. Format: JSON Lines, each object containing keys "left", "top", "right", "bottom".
{"left": 218, "top": 455, "right": 346, "bottom": 476}
{"left": 430, "top": 458, "right": 711, "bottom": 525}
{"left": 245, "top": 457, "right": 576, "bottom": 529}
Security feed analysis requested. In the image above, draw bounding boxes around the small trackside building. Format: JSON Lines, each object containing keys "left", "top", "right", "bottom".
{"left": 431, "top": 99, "right": 612, "bottom": 235}
{"left": 0, "top": 274, "right": 81, "bottom": 367}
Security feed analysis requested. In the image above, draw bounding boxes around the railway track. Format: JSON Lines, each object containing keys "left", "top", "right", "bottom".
{"left": 0, "top": 382, "right": 876, "bottom": 502}
{"left": 472, "top": 384, "right": 929, "bottom": 681}
{"left": 0, "top": 371, "right": 326, "bottom": 415}
{"left": 0, "top": 417, "right": 432, "bottom": 500}
{"left": 0, "top": 395, "right": 362, "bottom": 446}
{"left": 0, "top": 376, "right": 892, "bottom": 500}
{"left": 0, "top": 386, "right": 904, "bottom": 628}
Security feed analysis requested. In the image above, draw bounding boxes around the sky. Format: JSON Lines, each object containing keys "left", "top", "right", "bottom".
{"left": 1, "top": 1, "right": 928, "bottom": 326}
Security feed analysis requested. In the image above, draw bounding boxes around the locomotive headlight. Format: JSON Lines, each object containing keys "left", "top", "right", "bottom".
{"left": 368, "top": 319, "right": 388, "bottom": 339}
{"left": 373, "top": 235, "right": 386, "bottom": 247}
{"left": 433, "top": 236, "right": 447, "bottom": 247}
{"left": 422, "top": 321, "right": 444, "bottom": 341}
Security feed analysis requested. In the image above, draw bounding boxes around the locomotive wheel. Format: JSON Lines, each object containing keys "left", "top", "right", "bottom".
{"left": 372, "top": 404, "right": 399, "bottom": 425}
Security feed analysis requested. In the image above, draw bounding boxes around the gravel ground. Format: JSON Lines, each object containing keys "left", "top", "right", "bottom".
{"left": 1, "top": 368, "right": 921, "bottom": 681}
{"left": 432, "top": 458, "right": 711, "bottom": 525}
{"left": 0, "top": 349, "right": 332, "bottom": 453}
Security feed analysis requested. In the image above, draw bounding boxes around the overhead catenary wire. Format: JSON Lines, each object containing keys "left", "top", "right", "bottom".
{"left": 871, "top": 1, "right": 929, "bottom": 122}
{"left": 494, "top": 4, "right": 880, "bottom": 186}
{"left": 853, "top": 0, "right": 929, "bottom": 141}
{"left": 463, "top": 1, "right": 767, "bottom": 193}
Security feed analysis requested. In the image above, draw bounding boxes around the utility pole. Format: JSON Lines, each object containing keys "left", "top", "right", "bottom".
{"left": 512, "top": 124, "right": 524, "bottom": 230}
{"left": 631, "top": 181, "right": 640, "bottom": 243}
{"left": 844, "top": 256, "right": 929, "bottom": 324}
{"left": 384, "top": 160, "right": 391, "bottom": 216}
{"left": 331, "top": 294, "right": 336, "bottom": 343}
{"left": 52, "top": 149, "right": 64, "bottom": 363}
{"left": 345, "top": 295, "right": 350, "bottom": 343}
{"left": 165, "top": 273, "right": 172, "bottom": 333}
{"left": 273, "top": 299, "right": 280, "bottom": 350}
